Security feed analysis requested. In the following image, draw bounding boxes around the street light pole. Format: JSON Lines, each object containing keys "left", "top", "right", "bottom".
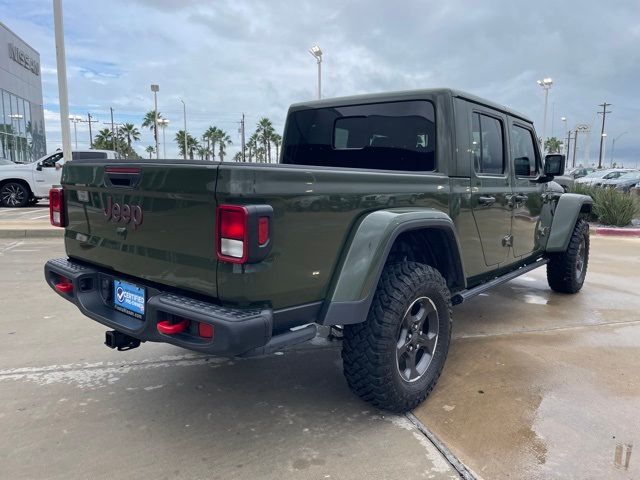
{"left": 537, "top": 78, "right": 553, "bottom": 151}
{"left": 309, "top": 45, "right": 323, "bottom": 100}
{"left": 180, "top": 99, "right": 187, "bottom": 160}
{"left": 151, "top": 84, "right": 160, "bottom": 160}
{"left": 53, "top": 0, "right": 72, "bottom": 163}
{"left": 158, "top": 118, "right": 169, "bottom": 158}
{"left": 610, "top": 131, "right": 628, "bottom": 166}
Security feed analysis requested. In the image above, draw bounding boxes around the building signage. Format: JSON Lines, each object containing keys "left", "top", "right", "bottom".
{"left": 8, "top": 43, "right": 40, "bottom": 76}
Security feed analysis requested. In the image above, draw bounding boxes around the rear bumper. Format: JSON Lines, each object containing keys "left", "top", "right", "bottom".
{"left": 44, "top": 257, "right": 273, "bottom": 356}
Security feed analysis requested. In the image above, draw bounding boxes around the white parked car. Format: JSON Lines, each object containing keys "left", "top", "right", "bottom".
{"left": 573, "top": 168, "right": 636, "bottom": 188}
{"left": 0, "top": 150, "right": 119, "bottom": 207}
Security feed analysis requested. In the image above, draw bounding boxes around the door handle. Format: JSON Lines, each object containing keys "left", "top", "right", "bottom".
{"left": 507, "top": 193, "right": 528, "bottom": 207}
{"left": 478, "top": 196, "right": 496, "bottom": 206}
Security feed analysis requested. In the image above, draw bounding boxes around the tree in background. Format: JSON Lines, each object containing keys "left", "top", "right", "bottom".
{"left": 544, "top": 137, "right": 562, "bottom": 154}
{"left": 203, "top": 126, "right": 221, "bottom": 161}
{"left": 255, "top": 117, "right": 275, "bottom": 163}
{"left": 92, "top": 128, "right": 114, "bottom": 150}
{"left": 217, "top": 131, "right": 232, "bottom": 161}
{"left": 142, "top": 110, "right": 163, "bottom": 149}
{"left": 120, "top": 123, "right": 141, "bottom": 153}
{"left": 271, "top": 132, "right": 282, "bottom": 161}
{"left": 175, "top": 130, "right": 199, "bottom": 159}
{"left": 145, "top": 146, "right": 155, "bottom": 159}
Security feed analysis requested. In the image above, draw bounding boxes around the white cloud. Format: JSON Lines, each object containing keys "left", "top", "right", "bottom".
{"left": 2, "top": 0, "right": 639, "bottom": 166}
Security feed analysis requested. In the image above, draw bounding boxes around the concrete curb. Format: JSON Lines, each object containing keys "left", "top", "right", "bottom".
{"left": 0, "top": 229, "right": 63, "bottom": 239}
{"left": 593, "top": 227, "right": 640, "bottom": 237}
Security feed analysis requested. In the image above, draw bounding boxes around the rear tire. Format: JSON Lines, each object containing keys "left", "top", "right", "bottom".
{"left": 547, "top": 218, "right": 589, "bottom": 293}
{"left": 342, "top": 261, "right": 451, "bottom": 412}
{"left": 0, "top": 182, "right": 30, "bottom": 208}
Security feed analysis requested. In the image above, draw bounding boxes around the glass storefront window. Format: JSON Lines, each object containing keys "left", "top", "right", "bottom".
{"left": 0, "top": 90, "right": 44, "bottom": 163}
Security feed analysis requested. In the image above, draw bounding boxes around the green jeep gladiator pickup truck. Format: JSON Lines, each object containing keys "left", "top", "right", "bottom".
{"left": 45, "top": 89, "right": 592, "bottom": 412}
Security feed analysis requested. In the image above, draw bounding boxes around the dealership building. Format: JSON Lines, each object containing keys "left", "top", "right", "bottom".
{"left": 0, "top": 21, "right": 46, "bottom": 163}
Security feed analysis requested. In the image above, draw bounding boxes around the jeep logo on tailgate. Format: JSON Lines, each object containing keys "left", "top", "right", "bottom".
{"left": 104, "top": 196, "right": 143, "bottom": 230}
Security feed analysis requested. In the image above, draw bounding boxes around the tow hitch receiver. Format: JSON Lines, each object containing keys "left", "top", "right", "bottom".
{"left": 105, "top": 330, "right": 141, "bottom": 351}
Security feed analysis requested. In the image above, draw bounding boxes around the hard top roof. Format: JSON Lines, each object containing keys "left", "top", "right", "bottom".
{"left": 289, "top": 88, "right": 533, "bottom": 124}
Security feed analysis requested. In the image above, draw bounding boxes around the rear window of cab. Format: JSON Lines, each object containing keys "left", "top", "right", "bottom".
{"left": 282, "top": 100, "right": 436, "bottom": 172}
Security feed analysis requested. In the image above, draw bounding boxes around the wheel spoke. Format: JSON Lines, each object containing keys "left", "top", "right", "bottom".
{"left": 416, "top": 332, "right": 437, "bottom": 353}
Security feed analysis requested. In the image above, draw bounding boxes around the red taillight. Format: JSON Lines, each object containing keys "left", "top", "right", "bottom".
{"left": 217, "top": 205, "right": 248, "bottom": 263}
{"left": 258, "top": 217, "right": 269, "bottom": 246}
{"left": 49, "top": 188, "right": 66, "bottom": 227}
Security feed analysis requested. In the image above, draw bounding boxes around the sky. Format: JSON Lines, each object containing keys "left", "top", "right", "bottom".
{"left": 2, "top": 0, "right": 639, "bottom": 166}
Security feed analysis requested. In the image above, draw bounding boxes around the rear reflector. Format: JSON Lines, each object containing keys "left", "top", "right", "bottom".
{"left": 49, "top": 188, "right": 66, "bottom": 227}
{"left": 258, "top": 217, "right": 269, "bottom": 246}
{"left": 198, "top": 322, "right": 214, "bottom": 339}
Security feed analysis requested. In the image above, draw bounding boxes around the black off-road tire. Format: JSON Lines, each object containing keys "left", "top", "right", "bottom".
{"left": 0, "top": 182, "right": 30, "bottom": 208}
{"left": 341, "top": 261, "right": 452, "bottom": 413}
{"left": 547, "top": 218, "right": 590, "bottom": 293}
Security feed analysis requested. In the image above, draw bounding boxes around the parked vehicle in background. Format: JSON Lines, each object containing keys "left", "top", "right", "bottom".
{"left": 574, "top": 168, "right": 636, "bottom": 188}
{"left": 44, "top": 89, "right": 592, "bottom": 412}
{"left": 0, "top": 149, "right": 119, "bottom": 207}
{"left": 554, "top": 167, "right": 595, "bottom": 191}
{"left": 599, "top": 170, "right": 640, "bottom": 192}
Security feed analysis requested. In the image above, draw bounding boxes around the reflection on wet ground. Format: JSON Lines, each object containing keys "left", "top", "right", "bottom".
{"left": 414, "top": 236, "right": 640, "bottom": 479}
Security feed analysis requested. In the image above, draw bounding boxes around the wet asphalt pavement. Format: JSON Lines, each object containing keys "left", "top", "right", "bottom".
{"left": 0, "top": 235, "right": 638, "bottom": 479}
{"left": 0, "top": 238, "right": 458, "bottom": 480}
{"left": 414, "top": 235, "right": 640, "bottom": 479}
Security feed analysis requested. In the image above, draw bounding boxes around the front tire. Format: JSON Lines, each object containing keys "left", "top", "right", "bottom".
{"left": 342, "top": 262, "right": 451, "bottom": 412}
{"left": 0, "top": 182, "right": 30, "bottom": 208}
{"left": 547, "top": 218, "right": 589, "bottom": 293}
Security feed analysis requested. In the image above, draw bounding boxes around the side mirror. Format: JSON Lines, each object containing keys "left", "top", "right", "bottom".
{"left": 36, "top": 162, "right": 43, "bottom": 171}
{"left": 544, "top": 154, "right": 565, "bottom": 177}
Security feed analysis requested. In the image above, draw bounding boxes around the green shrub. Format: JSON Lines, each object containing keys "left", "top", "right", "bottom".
{"left": 593, "top": 189, "right": 637, "bottom": 226}
{"left": 569, "top": 184, "right": 638, "bottom": 226}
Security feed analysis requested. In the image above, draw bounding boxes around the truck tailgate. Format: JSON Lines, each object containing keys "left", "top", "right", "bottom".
{"left": 61, "top": 161, "right": 219, "bottom": 298}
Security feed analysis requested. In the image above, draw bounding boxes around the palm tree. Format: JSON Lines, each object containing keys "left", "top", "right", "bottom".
{"left": 255, "top": 118, "right": 275, "bottom": 163}
{"left": 544, "top": 137, "right": 562, "bottom": 154}
{"left": 175, "top": 130, "right": 199, "bottom": 159}
{"left": 203, "top": 126, "right": 222, "bottom": 161}
{"left": 92, "top": 128, "right": 113, "bottom": 149}
{"left": 218, "top": 132, "right": 232, "bottom": 161}
{"left": 271, "top": 133, "right": 282, "bottom": 161}
{"left": 142, "top": 110, "right": 163, "bottom": 148}
{"left": 196, "top": 145, "right": 209, "bottom": 160}
{"left": 247, "top": 133, "right": 259, "bottom": 162}
{"left": 120, "top": 123, "right": 140, "bottom": 150}
{"left": 145, "top": 146, "right": 155, "bottom": 159}
{"left": 233, "top": 151, "right": 243, "bottom": 162}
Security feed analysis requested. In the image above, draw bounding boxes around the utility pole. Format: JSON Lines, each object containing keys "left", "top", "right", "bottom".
{"left": 109, "top": 107, "right": 117, "bottom": 152}
{"left": 151, "top": 84, "right": 160, "bottom": 160}
{"left": 87, "top": 112, "right": 97, "bottom": 147}
{"left": 597, "top": 102, "right": 612, "bottom": 169}
{"left": 241, "top": 113, "right": 246, "bottom": 162}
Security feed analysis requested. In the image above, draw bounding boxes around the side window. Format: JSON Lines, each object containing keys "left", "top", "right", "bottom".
{"left": 471, "top": 112, "right": 505, "bottom": 175}
{"left": 511, "top": 124, "right": 539, "bottom": 177}
{"left": 42, "top": 152, "right": 63, "bottom": 167}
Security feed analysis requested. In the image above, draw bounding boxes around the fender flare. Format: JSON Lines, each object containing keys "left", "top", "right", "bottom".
{"left": 319, "top": 208, "right": 465, "bottom": 326}
{"left": 546, "top": 193, "right": 593, "bottom": 253}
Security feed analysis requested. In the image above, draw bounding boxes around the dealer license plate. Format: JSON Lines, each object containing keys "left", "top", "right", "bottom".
{"left": 113, "top": 279, "right": 146, "bottom": 319}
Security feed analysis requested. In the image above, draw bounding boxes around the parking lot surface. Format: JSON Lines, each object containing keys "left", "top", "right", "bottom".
{"left": 0, "top": 239, "right": 458, "bottom": 480}
{"left": 1, "top": 235, "right": 638, "bottom": 479}
{"left": 415, "top": 235, "right": 640, "bottom": 479}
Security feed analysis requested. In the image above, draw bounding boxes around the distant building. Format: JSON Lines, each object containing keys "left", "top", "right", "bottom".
{"left": 0, "top": 21, "right": 46, "bottom": 163}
